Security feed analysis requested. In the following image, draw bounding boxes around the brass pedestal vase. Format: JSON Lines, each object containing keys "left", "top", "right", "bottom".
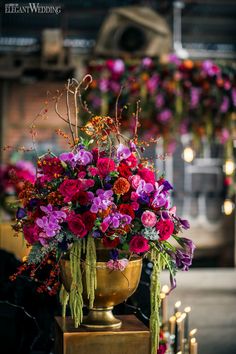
{"left": 59, "top": 243, "right": 142, "bottom": 329}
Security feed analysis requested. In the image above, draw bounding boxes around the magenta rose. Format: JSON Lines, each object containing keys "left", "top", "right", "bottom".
{"left": 59, "top": 179, "right": 82, "bottom": 202}
{"left": 23, "top": 223, "right": 40, "bottom": 245}
{"left": 141, "top": 211, "right": 157, "bottom": 227}
{"left": 129, "top": 235, "right": 150, "bottom": 254}
{"left": 156, "top": 219, "right": 174, "bottom": 241}
{"left": 138, "top": 167, "right": 156, "bottom": 185}
{"left": 67, "top": 213, "right": 87, "bottom": 238}
{"left": 97, "top": 158, "right": 116, "bottom": 178}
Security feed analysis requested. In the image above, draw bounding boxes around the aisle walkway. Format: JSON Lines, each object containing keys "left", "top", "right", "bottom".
{"left": 161, "top": 269, "right": 236, "bottom": 354}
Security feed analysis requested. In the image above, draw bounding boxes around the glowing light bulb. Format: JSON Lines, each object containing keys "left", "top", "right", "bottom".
{"left": 223, "top": 199, "right": 234, "bottom": 215}
{"left": 224, "top": 159, "right": 235, "bottom": 175}
{"left": 183, "top": 147, "right": 195, "bottom": 163}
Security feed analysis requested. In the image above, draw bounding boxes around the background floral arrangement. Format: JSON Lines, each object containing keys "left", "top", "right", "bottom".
{"left": 85, "top": 56, "right": 236, "bottom": 155}
{"left": 11, "top": 76, "right": 194, "bottom": 354}
{"left": 0, "top": 160, "right": 36, "bottom": 216}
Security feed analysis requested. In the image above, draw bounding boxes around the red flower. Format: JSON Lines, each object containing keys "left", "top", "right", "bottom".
{"left": 97, "top": 158, "right": 116, "bottom": 178}
{"left": 102, "top": 236, "right": 120, "bottom": 248}
{"left": 124, "top": 154, "right": 138, "bottom": 168}
{"left": 39, "top": 156, "right": 64, "bottom": 180}
{"left": 118, "top": 163, "right": 132, "bottom": 179}
{"left": 129, "top": 235, "right": 150, "bottom": 253}
{"left": 67, "top": 213, "right": 87, "bottom": 238}
{"left": 156, "top": 219, "right": 174, "bottom": 241}
{"left": 118, "top": 204, "right": 135, "bottom": 219}
{"left": 59, "top": 179, "right": 82, "bottom": 203}
{"left": 81, "top": 211, "right": 96, "bottom": 231}
{"left": 23, "top": 223, "right": 40, "bottom": 245}
{"left": 138, "top": 167, "right": 156, "bottom": 185}
{"left": 77, "top": 191, "right": 90, "bottom": 206}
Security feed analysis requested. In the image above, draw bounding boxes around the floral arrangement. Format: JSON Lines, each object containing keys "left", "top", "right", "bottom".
{"left": 11, "top": 76, "right": 194, "bottom": 354}
{"left": 0, "top": 160, "right": 36, "bottom": 216}
{"left": 85, "top": 56, "right": 236, "bottom": 152}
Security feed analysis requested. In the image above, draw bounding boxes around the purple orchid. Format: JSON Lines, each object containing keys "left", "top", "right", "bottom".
{"left": 136, "top": 179, "right": 154, "bottom": 196}
{"left": 152, "top": 184, "right": 167, "bottom": 208}
{"left": 59, "top": 152, "right": 76, "bottom": 167}
{"left": 101, "top": 212, "right": 132, "bottom": 232}
{"left": 74, "top": 149, "right": 93, "bottom": 166}
{"left": 90, "top": 189, "right": 114, "bottom": 213}
{"left": 117, "top": 144, "right": 131, "bottom": 161}
{"left": 36, "top": 204, "right": 66, "bottom": 245}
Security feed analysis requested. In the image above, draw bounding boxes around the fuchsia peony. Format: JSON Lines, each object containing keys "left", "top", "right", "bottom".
{"left": 156, "top": 219, "right": 174, "bottom": 241}
{"left": 97, "top": 158, "right": 116, "bottom": 177}
{"left": 129, "top": 235, "right": 150, "bottom": 253}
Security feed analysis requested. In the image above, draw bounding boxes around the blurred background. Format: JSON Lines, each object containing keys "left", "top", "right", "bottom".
{"left": 0, "top": 1, "right": 236, "bottom": 354}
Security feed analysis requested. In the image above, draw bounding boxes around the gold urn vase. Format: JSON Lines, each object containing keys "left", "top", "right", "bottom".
{"left": 60, "top": 244, "right": 142, "bottom": 329}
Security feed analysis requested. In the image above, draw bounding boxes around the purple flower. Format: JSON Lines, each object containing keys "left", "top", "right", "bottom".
{"left": 220, "top": 96, "right": 229, "bottom": 113}
{"left": 155, "top": 94, "right": 164, "bottom": 108}
{"left": 136, "top": 180, "right": 154, "bottom": 196}
{"left": 36, "top": 204, "right": 67, "bottom": 245}
{"left": 168, "top": 54, "right": 181, "bottom": 65}
{"left": 29, "top": 198, "right": 39, "bottom": 208}
{"left": 74, "top": 149, "right": 93, "bottom": 166}
{"left": 157, "top": 109, "right": 172, "bottom": 123}
{"left": 110, "top": 249, "right": 119, "bottom": 260}
{"left": 179, "top": 218, "right": 191, "bottom": 230}
{"left": 117, "top": 144, "right": 131, "bottom": 161}
{"left": 147, "top": 75, "right": 159, "bottom": 94}
{"left": 101, "top": 212, "right": 132, "bottom": 231}
{"left": 152, "top": 185, "right": 167, "bottom": 208}
{"left": 176, "top": 237, "right": 195, "bottom": 257}
{"left": 99, "top": 78, "right": 109, "bottom": 92}
{"left": 190, "top": 87, "right": 200, "bottom": 109}
{"left": 111, "top": 59, "right": 125, "bottom": 74}
{"left": 92, "top": 230, "right": 101, "bottom": 238}
{"left": 232, "top": 88, "right": 236, "bottom": 107}
{"left": 142, "top": 57, "right": 153, "bottom": 68}
{"left": 16, "top": 207, "right": 26, "bottom": 219}
{"left": 202, "top": 60, "right": 221, "bottom": 77}
{"left": 175, "top": 250, "right": 193, "bottom": 271}
{"left": 162, "top": 180, "right": 173, "bottom": 192}
{"left": 90, "top": 189, "right": 114, "bottom": 213}
{"left": 129, "top": 141, "right": 137, "bottom": 152}
{"left": 59, "top": 152, "right": 76, "bottom": 167}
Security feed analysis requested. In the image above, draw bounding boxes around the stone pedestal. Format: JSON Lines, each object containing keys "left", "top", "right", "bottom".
{"left": 55, "top": 315, "right": 150, "bottom": 354}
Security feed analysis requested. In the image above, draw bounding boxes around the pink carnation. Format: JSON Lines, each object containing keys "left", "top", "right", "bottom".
{"left": 156, "top": 219, "right": 174, "bottom": 241}
{"left": 141, "top": 211, "right": 157, "bottom": 227}
{"left": 129, "top": 235, "right": 150, "bottom": 254}
{"left": 106, "top": 259, "right": 129, "bottom": 271}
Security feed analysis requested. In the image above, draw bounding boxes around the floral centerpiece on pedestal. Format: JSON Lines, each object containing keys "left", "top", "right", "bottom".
{"left": 11, "top": 76, "right": 194, "bottom": 354}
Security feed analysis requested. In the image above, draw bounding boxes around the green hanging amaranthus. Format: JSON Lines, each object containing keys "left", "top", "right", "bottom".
{"left": 59, "top": 237, "right": 97, "bottom": 327}
{"left": 149, "top": 245, "right": 166, "bottom": 354}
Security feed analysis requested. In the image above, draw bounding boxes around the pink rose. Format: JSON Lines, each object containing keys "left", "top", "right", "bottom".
{"left": 129, "top": 235, "right": 150, "bottom": 254}
{"left": 97, "top": 158, "right": 116, "bottom": 178}
{"left": 59, "top": 179, "right": 82, "bottom": 203}
{"left": 138, "top": 167, "right": 156, "bottom": 185}
{"left": 67, "top": 213, "right": 87, "bottom": 238}
{"left": 156, "top": 219, "right": 174, "bottom": 241}
{"left": 129, "top": 175, "right": 141, "bottom": 189}
{"left": 141, "top": 211, "right": 157, "bottom": 227}
{"left": 107, "top": 259, "right": 129, "bottom": 271}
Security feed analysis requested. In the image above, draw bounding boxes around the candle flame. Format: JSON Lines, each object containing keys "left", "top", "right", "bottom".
{"left": 175, "top": 311, "right": 182, "bottom": 319}
{"left": 189, "top": 328, "right": 197, "bottom": 336}
{"left": 184, "top": 306, "right": 191, "bottom": 313}
{"left": 177, "top": 313, "right": 186, "bottom": 323}
{"left": 191, "top": 338, "right": 196, "bottom": 344}
{"left": 160, "top": 292, "right": 166, "bottom": 300}
{"left": 162, "top": 284, "right": 169, "bottom": 294}
{"left": 169, "top": 316, "right": 176, "bottom": 323}
{"left": 175, "top": 300, "right": 181, "bottom": 308}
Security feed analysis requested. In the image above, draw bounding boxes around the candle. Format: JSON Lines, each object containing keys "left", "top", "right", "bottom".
{"left": 184, "top": 306, "right": 191, "bottom": 340}
{"left": 177, "top": 313, "right": 186, "bottom": 353}
{"left": 190, "top": 338, "right": 198, "bottom": 354}
{"left": 189, "top": 329, "right": 197, "bottom": 352}
{"left": 174, "top": 314, "right": 179, "bottom": 354}
{"left": 169, "top": 315, "right": 176, "bottom": 335}
{"left": 174, "top": 300, "right": 181, "bottom": 314}
{"left": 160, "top": 292, "right": 168, "bottom": 330}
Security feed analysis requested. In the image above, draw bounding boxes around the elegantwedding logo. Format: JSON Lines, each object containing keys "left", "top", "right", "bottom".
{"left": 5, "top": 3, "right": 62, "bottom": 14}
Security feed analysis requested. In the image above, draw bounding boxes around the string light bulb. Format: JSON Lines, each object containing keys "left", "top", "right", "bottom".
{"left": 183, "top": 146, "right": 195, "bottom": 163}
{"left": 224, "top": 159, "right": 235, "bottom": 176}
{"left": 222, "top": 199, "right": 235, "bottom": 216}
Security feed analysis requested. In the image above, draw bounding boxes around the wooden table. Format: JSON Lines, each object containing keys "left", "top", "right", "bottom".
{"left": 54, "top": 315, "right": 150, "bottom": 354}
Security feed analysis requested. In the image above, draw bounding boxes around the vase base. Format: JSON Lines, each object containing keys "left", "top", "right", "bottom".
{"left": 82, "top": 307, "right": 122, "bottom": 329}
